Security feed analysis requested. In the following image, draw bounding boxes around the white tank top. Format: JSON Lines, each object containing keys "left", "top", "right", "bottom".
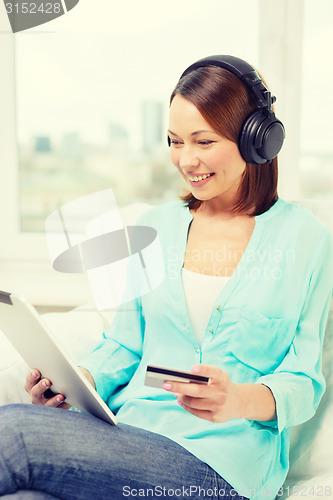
{"left": 181, "top": 267, "right": 230, "bottom": 345}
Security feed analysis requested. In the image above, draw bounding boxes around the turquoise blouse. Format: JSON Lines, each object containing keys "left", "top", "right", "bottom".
{"left": 80, "top": 198, "right": 333, "bottom": 499}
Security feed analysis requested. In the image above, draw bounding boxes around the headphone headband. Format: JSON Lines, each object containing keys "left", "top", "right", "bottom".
{"left": 180, "top": 55, "right": 276, "bottom": 112}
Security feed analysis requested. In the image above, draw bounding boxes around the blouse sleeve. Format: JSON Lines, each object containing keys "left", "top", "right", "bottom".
{"left": 79, "top": 297, "right": 145, "bottom": 402}
{"left": 253, "top": 230, "right": 333, "bottom": 435}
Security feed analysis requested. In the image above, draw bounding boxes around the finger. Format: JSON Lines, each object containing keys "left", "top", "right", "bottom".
{"left": 30, "top": 379, "right": 67, "bottom": 408}
{"left": 178, "top": 401, "right": 215, "bottom": 422}
{"left": 44, "top": 393, "right": 69, "bottom": 409}
{"left": 57, "top": 401, "right": 71, "bottom": 410}
{"left": 79, "top": 366, "right": 95, "bottom": 388}
{"left": 191, "top": 364, "right": 226, "bottom": 383}
{"left": 24, "top": 369, "right": 41, "bottom": 394}
{"left": 163, "top": 380, "right": 213, "bottom": 398}
{"left": 30, "top": 378, "right": 53, "bottom": 404}
{"left": 178, "top": 394, "right": 215, "bottom": 411}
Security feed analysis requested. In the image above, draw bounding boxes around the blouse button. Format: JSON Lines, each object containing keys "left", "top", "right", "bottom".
{"left": 209, "top": 328, "right": 213, "bottom": 333}
{"left": 216, "top": 306, "right": 221, "bottom": 311}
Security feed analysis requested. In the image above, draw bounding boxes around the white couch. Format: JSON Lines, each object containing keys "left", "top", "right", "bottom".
{"left": 0, "top": 199, "right": 332, "bottom": 498}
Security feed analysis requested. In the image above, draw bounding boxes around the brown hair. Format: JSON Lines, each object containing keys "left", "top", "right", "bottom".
{"left": 170, "top": 65, "right": 278, "bottom": 216}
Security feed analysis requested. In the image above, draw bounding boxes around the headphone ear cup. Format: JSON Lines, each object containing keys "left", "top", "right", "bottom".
{"left": 239, "top": 111, "right": 269, "bottom": 164}
{"left": 239, "top": 111, "right": 285, "bottom": 164}
{"left": 259, "top": 118, "right": 285, "bottom": 162}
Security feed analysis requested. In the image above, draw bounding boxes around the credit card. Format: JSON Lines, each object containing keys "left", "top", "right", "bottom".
{"left": 144, "top": 364, "right": 209, "bottom": 389}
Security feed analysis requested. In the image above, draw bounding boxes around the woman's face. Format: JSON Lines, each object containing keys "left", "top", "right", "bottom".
{"left": 168, "top": 95, "right": 246, "bottom": 211}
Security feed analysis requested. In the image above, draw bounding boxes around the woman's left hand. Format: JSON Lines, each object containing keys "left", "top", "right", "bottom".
{"left": 163, "top": 364, "right": 242, "bottom": 423}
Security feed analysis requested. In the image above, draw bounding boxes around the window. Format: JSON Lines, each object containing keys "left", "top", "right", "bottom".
{"left": 14, "top": 0, "right": 259, "bottom": 233}
{"left": 7, "top": 1, "right": 332, "bottom": 305}
{"left": 1, "top": 0, "right": 260, "bottom": 304}
{"left": 299, "top": 0, "right": 333, "bottom": 199}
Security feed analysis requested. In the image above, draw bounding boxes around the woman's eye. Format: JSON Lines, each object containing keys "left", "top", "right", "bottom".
{"left": 198, "top": 140, "right": 214, "bottom": 146}
{"left": 170, "top": 139, "right": 182, "bottom": 145}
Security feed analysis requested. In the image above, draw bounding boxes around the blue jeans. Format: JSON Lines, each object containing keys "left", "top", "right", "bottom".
{"left": 0, "top": 405, "right": 248, "bottom": 500}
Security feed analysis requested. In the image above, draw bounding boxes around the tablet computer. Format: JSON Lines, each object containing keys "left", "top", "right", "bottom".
{"left": 0, "top": 291, "right": 117, "bottom": 426}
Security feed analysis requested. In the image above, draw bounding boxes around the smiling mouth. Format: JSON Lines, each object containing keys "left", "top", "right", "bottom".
{"left": 187, "top": 173, "right": 214, "bottom": 182}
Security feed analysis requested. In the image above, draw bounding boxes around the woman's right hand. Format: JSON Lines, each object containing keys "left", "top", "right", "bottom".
{"left": 24, "top": 369, "right": 71, "bottom": 410}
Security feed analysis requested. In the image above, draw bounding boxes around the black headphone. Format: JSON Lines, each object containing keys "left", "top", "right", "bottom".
{"left": 170, "top": 55, "right": 285, "bottom": 165}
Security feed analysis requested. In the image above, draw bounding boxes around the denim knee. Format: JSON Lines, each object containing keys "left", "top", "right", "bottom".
{"left": 0, "top": 404, "right": 28, "bottom": 433}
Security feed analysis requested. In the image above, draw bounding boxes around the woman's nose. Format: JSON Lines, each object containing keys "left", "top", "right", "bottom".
{"left": 179, "top": 146, "right": 199, "bottom": 171}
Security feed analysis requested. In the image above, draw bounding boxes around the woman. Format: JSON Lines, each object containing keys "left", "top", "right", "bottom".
{"left": 1, "top": 55, "right": 332, "bottom": 500}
